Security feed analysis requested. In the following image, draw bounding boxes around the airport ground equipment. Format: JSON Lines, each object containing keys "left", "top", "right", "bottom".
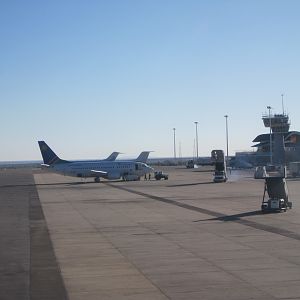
{"left": 154, "top": 171, "right": 168, "bottom": 180}
{"left": 255, "top": 165, "right": 292, "bottom": 212}
{"left": 211, "top": 150, "right": 227, "bottom": 183}
{"left": 186, "top": 160, "right": 195, "bottom": 168}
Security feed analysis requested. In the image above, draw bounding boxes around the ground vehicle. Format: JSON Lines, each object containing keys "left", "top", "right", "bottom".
{"left": 186, "top": 160, "right": 194, "bottom": 168}
{"left": 211, "top": 150, "right": 227, "bottom": 183}
{"left": 213, "top": 170, "right": 227, "bottom": 183}
{"left": 154, "top": 171, "right": 168, "bottom": 180}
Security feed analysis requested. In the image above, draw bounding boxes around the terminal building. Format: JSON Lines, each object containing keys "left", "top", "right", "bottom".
{"left": 252, "top": 112, "right": 300, "bottom": 165}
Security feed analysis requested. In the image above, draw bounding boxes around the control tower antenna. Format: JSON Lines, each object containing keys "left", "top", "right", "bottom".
{"left": 281, "top": 93, "right": 285, "bottom": 114}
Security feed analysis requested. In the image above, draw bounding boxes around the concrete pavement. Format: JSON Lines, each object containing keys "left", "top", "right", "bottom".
{"left": 34, "top": 167, "right": 300, "bottom": 299}
{"left": 2, "top": 167, "right": 300, "bottom": 299}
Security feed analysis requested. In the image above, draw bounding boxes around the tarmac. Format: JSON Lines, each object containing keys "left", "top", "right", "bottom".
{"left": 1, "top": 166, "right": 300, "bottom": 299}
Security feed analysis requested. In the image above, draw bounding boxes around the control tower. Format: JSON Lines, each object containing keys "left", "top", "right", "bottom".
{"left": 262, "top": 112, "right": 290, "bottom": 165}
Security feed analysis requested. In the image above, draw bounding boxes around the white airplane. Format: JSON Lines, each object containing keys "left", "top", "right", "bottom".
{"left": 38, "top": 141, "right": 153, "bottom": 182}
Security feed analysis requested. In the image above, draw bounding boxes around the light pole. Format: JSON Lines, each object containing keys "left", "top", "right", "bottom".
{"left": 173, "top": 128, "right": 176, "bottom": 161}
{"left": 267, "top": 106, "right": 272, "bottom": 164}
{"left": 224, "top": 115, "right": 229, "bottom": 165}
{"left": 194, "top": 121, "right": 199, "bottom": 162}
{"left": 281, "top": 93, "right": 285, "bottom": 114}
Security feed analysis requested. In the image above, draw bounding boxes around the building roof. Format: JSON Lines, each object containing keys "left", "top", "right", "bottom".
{"left": 286, "top": 131, "right": 300, "bottom": 139}
{"left": 252, "top": 133, "right": 272, "bottom": 143}
{"left": 252, "top": 131, "right": 300, "bottom": 148}
{"left": 251, "top": 141, "right": 268, "bottom": 148}
{"left": 253, "top": 131, "right": 300, "bottom": 143}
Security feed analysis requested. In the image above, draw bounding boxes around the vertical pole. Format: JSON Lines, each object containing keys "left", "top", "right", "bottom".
{"left": 193, "top": 139, "right": 196, "bottom": 161}
{"left": 224, "top": 115, "right": 229, "bottom": 165}
{"left": 173, "top": 128, "right": 176, "bottom": 162}
{"left": 267, "top": 106, "right": 272, "bottom": 164}
{"left": 194, "top": 122, "right": 199, "bottom": 162}
{"left": 281, "top": 94, "right": 285, "bottom": 114}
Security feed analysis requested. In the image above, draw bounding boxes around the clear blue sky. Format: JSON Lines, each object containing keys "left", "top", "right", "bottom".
{"left": 1, "top": 0, "right": 300, "bottom": 161}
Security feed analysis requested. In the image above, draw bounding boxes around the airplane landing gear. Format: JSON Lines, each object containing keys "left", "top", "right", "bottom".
{"left": 94, "top": 177, "right": 100, "bottom": 183}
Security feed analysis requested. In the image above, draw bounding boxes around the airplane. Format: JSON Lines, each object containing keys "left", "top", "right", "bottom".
{"left": 38, "top": 141, "right": 153, "bottom": 182}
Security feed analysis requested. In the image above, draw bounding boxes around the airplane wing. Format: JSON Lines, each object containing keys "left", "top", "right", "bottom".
{"left": 91, "top": 170, "right": 108, "bottom": 176}
{"left": 91, "top": 170, "right": 121, "bottom": 180}
{"left": 41, "top": 163, "right": 50, "bottom": 168}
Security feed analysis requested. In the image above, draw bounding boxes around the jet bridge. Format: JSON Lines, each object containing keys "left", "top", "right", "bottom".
{"left": 255, "top": 165, "right": 292, "bottom": 212}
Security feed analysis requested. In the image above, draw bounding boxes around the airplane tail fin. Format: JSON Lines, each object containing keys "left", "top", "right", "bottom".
{"left": 135, "top": 151, "right": 152, "bottom": 163}
{"left": 38, "top": 141, "right": 68, "bottom": 165}
{"left": 104, "top": 151, "right": 120, "bottom": 161}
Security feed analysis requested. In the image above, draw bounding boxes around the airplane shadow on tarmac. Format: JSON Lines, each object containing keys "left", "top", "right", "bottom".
{"left": 194, "top": 210, "right": 262, "bottom": 222}
{"left": 168, "top": 182, "right": 215, "bottom": 187}
{"left": 0, "top": 180, "right": 124, "bottom": 189}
